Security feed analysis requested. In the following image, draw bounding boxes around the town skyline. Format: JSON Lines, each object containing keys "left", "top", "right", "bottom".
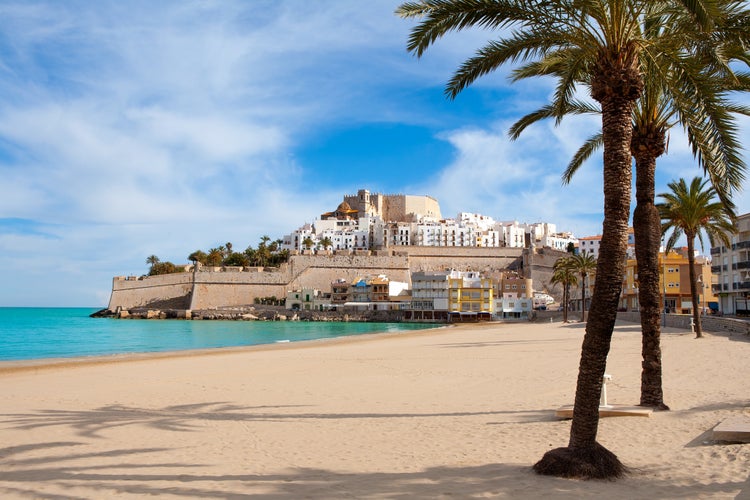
{"left": 1, "top": 1, "right": 747, "bottom": 306}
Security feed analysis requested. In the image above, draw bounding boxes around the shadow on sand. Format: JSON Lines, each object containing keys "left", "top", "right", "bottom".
{"left": 1, "top": 439, "right": 748, "bottom": 499}
{"left": 1, "top": 401, "right": 748, "bottom": 498}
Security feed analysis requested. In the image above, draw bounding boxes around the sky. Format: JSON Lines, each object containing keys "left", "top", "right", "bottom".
{"left": 1, "top": 1, "right": 748, "bottom": 307}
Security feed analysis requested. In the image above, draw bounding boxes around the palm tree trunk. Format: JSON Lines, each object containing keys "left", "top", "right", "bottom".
{"left": 580, "top": 274, "right": 586, "bottom": 322}
{"left": 633, "top": 149, "right": 668, "bottom": 410}
{"left": 687, "top": 234, "right": 703, "bottom": 338}
{"left": 535, "top": 59, "right": 639, "bottom": 478}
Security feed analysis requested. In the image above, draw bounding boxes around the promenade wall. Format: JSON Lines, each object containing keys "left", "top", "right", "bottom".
{"left": 107, "top": 247, "right": 527, "bottom": 312}
{"left": 617, "top": 311, "right": 750, "bottom": 335}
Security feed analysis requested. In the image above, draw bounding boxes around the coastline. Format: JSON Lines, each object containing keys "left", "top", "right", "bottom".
{"left": 1, "top": 320, "right": 748, "bottom": 499}
{"left": 0, "top": 322, "right": 454, "bottom": 374}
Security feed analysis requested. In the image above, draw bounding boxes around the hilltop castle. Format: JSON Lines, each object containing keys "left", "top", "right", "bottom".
{"left": 282, "top": 188, "right": 576, "bottom": 253}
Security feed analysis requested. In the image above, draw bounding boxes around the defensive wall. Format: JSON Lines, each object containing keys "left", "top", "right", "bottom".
{"left": 522, "top": 246, "right": 570, "bottom": 301}
{"left": 106, "top": 246, "right": 528, "bottom": 312}
{"left": 108, "top": 273, "right": 194, "bottom": 311}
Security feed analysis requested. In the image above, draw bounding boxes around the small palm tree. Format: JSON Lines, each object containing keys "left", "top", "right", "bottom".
{"left": 569, "top": 253, "right": 597, "bottom": 322}
{"left": 551, "top": 257, "right": 578, "bottom": 323}
{"left": 658, "top": 177, "right": 735, "bottom": 338}
{"left": 146, "top": 255, "right": 160, "bottom": 266}
{"left": 320, "top": 237, "right": 333, "bottom": 251}
{"left": 206, "top": 248, "right": 224, "bottom": 267}
{"left": 188, "top": 250, "right": 207, "bottom": 265}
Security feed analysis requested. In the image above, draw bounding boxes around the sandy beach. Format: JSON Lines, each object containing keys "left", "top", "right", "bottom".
{"left": 0, "top": 320, "right": 748, "bottom": 499}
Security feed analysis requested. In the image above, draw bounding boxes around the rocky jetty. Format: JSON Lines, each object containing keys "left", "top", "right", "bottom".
{"left": 91, "top": 305, "right": 404, "bottom": 323}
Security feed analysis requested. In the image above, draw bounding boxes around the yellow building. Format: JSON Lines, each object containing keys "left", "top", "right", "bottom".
{"left": 448, "top": 272, "right": 493, "bottom": 320}
{"left": 620, "top": 249, "right": 716, "bottom": 314}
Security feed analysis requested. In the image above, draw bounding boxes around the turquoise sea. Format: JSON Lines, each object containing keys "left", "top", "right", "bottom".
{"left": 0, "top": 308, "right": 438, "bottom": 362}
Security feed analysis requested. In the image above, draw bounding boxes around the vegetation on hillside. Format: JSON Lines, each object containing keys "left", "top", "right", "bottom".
{"left": 147, "top": 236, "right": 290, "bottom": 275}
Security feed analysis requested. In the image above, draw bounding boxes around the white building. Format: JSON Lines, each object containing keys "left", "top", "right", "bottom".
{"left": 280, "top": 190, "right": 577, "bottom": 253}
{"left": 577, "top": 228, "right": 637, "bottom": 258}
{"left": 495, "top": 293, "right": 534, "bottom": 319}
{"left": 711, "top": 212, "right": 750, "bottom": 315}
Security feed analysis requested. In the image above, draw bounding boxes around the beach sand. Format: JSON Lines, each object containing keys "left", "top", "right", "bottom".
{"left": 0, "top": 320, "right": 748, "bottom": 499}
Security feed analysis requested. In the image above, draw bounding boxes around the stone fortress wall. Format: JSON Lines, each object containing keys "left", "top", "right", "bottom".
{"left": 343, "top": 190, "right": 442, "bottom": 222}
{"left": 106, "top": 246, "right": 529, "bottom": 312}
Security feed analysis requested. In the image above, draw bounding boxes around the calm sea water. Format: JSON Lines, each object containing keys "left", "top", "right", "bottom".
{"left": 0, "top": 308, "right": 438, "bottom": 362}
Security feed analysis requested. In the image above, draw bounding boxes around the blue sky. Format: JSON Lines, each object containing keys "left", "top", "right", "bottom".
{"left": 1, "top": 1, "right": 748, "bottom": 307}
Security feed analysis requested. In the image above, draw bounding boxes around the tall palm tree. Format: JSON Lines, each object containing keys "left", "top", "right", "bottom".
{"left": 398, "top": 0, "right": 722, "bottom": 478}
{"left": 551, "top": 257, "right": 578, "bottom": 323}
{"left": 658, "top": 177, "right": 735, "bottom": 338}
{"left": 570, "top": 253, "right": 597, "bottom": 322}
{"left": 508, "top": 1, "right": 750, "bottom": 410}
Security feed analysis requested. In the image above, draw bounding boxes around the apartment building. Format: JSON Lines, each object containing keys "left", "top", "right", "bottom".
{"left": 447, "top": 271, "right": 494, "bottom": 321}
{"left": 711, "top": 212, "right": 750, "bottom": 315}
{"left": 619, "top": 249, "right": 715, "bottom": 314}
{"left": 494, "top": 274, "right": 534, "bottom": 319}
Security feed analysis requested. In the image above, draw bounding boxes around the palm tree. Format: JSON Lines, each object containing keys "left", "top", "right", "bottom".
{"left": 320, "top": 237, "right": 333, "bottom": 251}
{"left": 257, "top": 235, "right": 272, "bottom": 267}
{"left": 146, "top": 255, "right": 160, "bottom": 267}
{"left": 507, "top": 2, "right": 750, "bottom": 410}
{"left": 398, "top": 0, "right": 723, "bottom": 478}
{"left": 302, "top": 236, "right": 315, "bottom": 251}
{"left": 658, "top": 177, "right": 735, "bottom": 338}
{"left": 188, "top": 250, "right": 207, "bottom": 265}
{"left": 206, "top": 247, "right": 223, "bottom": 267}
{"left": 551, "top": 257, "right": 578, "bottom": 323}
{"left": 569, "top": 253, "right": 597, "bottom": 322}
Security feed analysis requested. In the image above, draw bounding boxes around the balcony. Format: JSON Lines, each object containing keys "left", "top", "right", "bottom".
{"left": 711, "top": 247, "right": 722, "bottom": 255}
{"left": 732, "top": 240, "right": 750, "bottom": 250}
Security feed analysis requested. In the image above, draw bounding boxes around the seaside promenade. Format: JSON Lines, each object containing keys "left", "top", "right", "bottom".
{"left": 0, "top": 321, "right": 748, "bottom": 498}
